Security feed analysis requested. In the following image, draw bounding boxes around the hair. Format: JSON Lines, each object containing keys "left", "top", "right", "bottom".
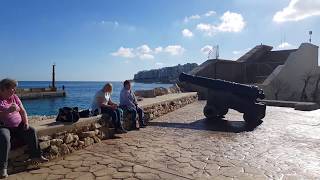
{"left": 0, "top": 78, "right": 18, "bottom": 91}
{"left": 123, "top": 80, "right": 130, "bottom": 87}
{"left": 103, "top": 83, "right": 113, "bottom": 92}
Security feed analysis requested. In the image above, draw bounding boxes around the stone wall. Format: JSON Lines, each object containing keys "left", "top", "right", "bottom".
{"left": 8, "top": 93, "right": 198, "bottom": 174}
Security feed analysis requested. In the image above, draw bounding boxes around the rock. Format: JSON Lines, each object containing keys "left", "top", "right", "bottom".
{"left": 83, "top": 137, "right": 94, "bottom": 147}
{"left": 81, "top": 131, "right": 96, "bottom": 138}
{"left": 59, "top": 144, "right": 70, "bottom": 155}
{"left": 64, "top": 133, "right": 74, "bottom": 144}
{"left": 133, "top": 63, "right": 198, "bottom": 83}
{"left": 38, "top": 135, "right": 52, "bottom": 142}
{"left": 168, "top": 84, "right": 181, "bottom": 93}
{"left": 154, "top": 87, "right": 169, "bottom": 96}
{"left": 67, "top": 145, "right": 75, "bottom": 153}
{"left": 39, "top": 141, "right": 51, "bottom": 150}
{"left": 49, "top": 145, "right": 59, "bottom": 155}
{"left": 50, "top": 139, "right": 63, "bottom": 146}
{"left": 135, "top": 89, "right": 156, "bottom": 98}
{"left": 53, "top": 131, "right": 67, "bottom": 138}
{"left": 78, "top": 141, "right": 85, "bottom": 146}
{"left": 73, "top": 135, "right": 79, "bottom": 142}
{"left": 94, "top": 129, "right": 100, "bottom": 135}
{"left": 92, "top": 123, "right": 102, "bottom": 129}
{"left": 92, "top": 136, "right": 101, "bottom": 143}
{"left": 72, "top": 141, "right": 79, "bottom": 147}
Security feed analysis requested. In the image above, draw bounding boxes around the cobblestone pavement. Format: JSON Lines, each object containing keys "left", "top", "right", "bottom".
{"left": 8, "top": 101, "right": 320, "bottom": 179}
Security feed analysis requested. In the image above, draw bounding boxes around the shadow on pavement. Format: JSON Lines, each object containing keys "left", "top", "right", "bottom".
{"left": 148, "top": 118, "right": 263, "bottom": 133}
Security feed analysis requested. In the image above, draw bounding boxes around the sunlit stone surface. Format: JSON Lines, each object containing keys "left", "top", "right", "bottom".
{"left": 8, "top": 101, "right": 320, "bottom": 179}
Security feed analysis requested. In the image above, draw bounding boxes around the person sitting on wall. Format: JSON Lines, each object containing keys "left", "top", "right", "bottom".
{"left": 91, "top": 83, "right": 126, "bottom": 134}
{"left": 120, "top": 80, "right": 146, "bottom": 130}
{"left": 0, "top": 79, "right": 49, "bottom": 178}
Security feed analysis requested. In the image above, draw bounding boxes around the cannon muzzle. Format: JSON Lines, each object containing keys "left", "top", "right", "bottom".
{"left": 179, "top": 73, "right": 265, "bottom": 100}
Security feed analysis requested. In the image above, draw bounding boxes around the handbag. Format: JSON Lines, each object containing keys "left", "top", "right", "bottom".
{"left": 56, "top": 107, "right": 80, "bottom": 122}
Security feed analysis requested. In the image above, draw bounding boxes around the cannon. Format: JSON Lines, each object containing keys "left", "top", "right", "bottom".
{"left": 179, "top": 73, "right": 266, "bottom": 125}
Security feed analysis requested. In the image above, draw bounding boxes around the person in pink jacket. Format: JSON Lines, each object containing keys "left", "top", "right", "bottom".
{"left": 0, "top": 79, "right": 48, "bottom": 178}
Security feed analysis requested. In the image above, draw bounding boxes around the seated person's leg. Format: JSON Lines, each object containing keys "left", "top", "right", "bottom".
{"left": 128, "top": 107, "right": 137, "bottom": 129}
{"left": 115, "top": 108, "right": 126, "bottom": 131}
{"left": 137, "top": 107, "right": 146, "bottom": 127}
{"left": 101, "top": 107, "right": 118, "bottom": 129}
{"left": 16, "top": 124, "right": 41, "bottom": 158}
{"left": 0, "top": 128, "right": 10, "bottom": 177}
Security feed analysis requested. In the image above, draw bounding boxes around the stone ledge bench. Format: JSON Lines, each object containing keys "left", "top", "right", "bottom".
{"left": 8, "top": 92, "right": 198, "bottom": 173}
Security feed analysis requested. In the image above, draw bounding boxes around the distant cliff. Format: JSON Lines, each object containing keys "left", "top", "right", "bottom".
{"left": 134, "top": 63, "right": 198, "bottom": 83}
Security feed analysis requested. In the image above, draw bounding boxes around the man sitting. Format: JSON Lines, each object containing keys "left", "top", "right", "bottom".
{"left": 120, "top": 80, "right": 146, "bottom": 130}
{"left": 91, "top": 83, "right": 126, "bottom": 134}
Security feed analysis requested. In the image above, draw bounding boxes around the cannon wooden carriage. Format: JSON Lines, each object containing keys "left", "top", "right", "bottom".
{"left": 179, "top": 73, "right": 266, "bottom": 125}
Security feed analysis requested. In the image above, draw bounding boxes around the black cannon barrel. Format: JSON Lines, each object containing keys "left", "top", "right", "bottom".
{"left": 179, "top": 73, "right": 265, "bottom": 100}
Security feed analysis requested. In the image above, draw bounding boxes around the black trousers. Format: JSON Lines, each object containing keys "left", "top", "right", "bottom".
{"left": 0, "top": 123, "right": 41, "bottom": 169}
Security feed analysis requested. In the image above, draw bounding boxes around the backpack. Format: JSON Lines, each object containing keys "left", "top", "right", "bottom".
{"left": 56, "top": 107, "right": 80, "bottom": 122}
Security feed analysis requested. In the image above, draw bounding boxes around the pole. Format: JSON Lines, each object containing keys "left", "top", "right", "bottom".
{"left": 309, "top": 31, "right": 312, "bottom": 43}
{"left": 52, "top": 64, "right": 56, "bottom": 89}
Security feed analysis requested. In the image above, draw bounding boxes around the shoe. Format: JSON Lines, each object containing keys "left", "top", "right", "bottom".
{"left": 139, "top": 124, "right": 147, "bottom": 128}
{"left": 0, "top": 168, "right": 8, "bottom": 179}
{"left": 116, "top": 129, "right": 127, "bottom": 134}
{"left": 29, "top": 155, "right": 49, "bottom": 164}
{"left": 131, "top": 126, "right": 140, "bottom": 130}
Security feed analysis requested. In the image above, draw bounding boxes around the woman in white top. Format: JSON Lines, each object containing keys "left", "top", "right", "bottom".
{"left": 91, "top": 83, "right": 126, "bottom": 134}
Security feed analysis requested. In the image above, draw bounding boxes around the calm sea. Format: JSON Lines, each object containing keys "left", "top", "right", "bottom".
{"left": 18, "top": 81, "right": 172, "bottom": 116}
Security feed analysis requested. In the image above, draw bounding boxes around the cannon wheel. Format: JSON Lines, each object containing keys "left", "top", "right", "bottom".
{"left": 243, "top": 113, "right": 263, "bottom": 128}
{"left": 218, "top": 108, "right": 228, "bottom": 116}
{"left": 204, "top": 105, "right": 219, "bottom": 119}
{"left": 243, "top": 113, "right": 257, "bottom": 123}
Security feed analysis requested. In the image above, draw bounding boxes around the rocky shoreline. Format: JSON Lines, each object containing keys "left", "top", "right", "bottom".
{"left": 133, "top": 63, "right": 198, "bottom": 83}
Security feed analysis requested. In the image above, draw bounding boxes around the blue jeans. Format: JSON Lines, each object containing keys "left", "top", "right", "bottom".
{"left": 101, "top": 107, "right": 124, "bottom": 130}
{"left": 0, "top": 123, "right": 42, "bottom": 169}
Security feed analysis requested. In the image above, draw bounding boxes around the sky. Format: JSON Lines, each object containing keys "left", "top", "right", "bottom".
{"left": 0, "top": 0, "right": 320, "bottom": 81}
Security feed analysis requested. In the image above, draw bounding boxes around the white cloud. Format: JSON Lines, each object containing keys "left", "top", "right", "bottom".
{"left": 197, "top": 23, "right": 215, "bottom": 36}
{"left": 154, "top": 46, "right": 163, "bottom": 54}
{"left": 184, "top": 14, "right": 201, "bottom": 23}
{"left": 139, "top": 54, "right": 154, "bottom": 60}
{"left": 164, "top": 45, "right": 185, "bottom": 55}
{"left": 200, "top": 45, "right": 213, "bottom": 55}
{"left": 182, "top": 29, "right": 194, "bottom": 37}
{"left": 232, "top": 50, "right": 241, "bottom": 55}
{"left": 217, "top": 11, "right": 246, "bottom": 32}
{"left": 205, "top": 11, "right": 216, "bottom": 17}
{"left": 232, "top": 48, "right": 250, "bottom": 55}
{"left": 135, "top": 45, "right": 154, "bottom": 59}
{"left": 112, "top": 44, "right": 185, "bottom": 59}
{"left": 196, "top": 11, "right": 245, "bottom": 36}
{"left": 184, "top": 10, "right": 216, "bottom": 23}
{"left": 136, "top": 44, "right": 152, "bottom": 54}
{"left": 277, "top": 42, "right": 293, "bottom": 49}
{"left": 273, "top": 0, "right": 320, "bottom": 23}
{"left": 111, "top": 47, "right": 135, "bottom": 58}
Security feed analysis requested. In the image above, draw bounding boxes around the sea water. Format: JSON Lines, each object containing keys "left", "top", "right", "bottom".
{"left": 18, "top": 81, "right": 172, "bottom": 115}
